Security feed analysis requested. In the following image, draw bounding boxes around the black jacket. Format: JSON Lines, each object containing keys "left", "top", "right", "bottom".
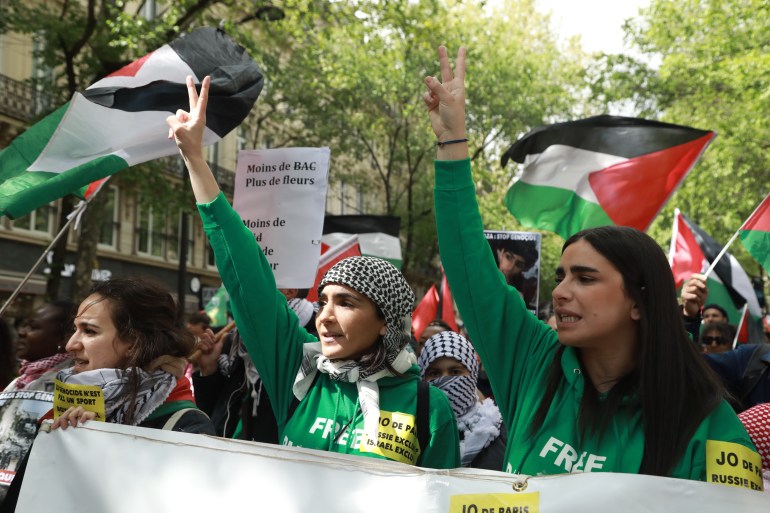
{"left": 192, "top": 330, "right": 281, "bottom": 443}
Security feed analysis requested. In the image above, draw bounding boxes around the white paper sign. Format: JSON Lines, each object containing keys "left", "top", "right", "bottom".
{"left": 233, "top": 147, "right": 330, "bottom": 288}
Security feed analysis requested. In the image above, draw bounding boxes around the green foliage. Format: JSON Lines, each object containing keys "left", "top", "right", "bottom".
{"left": 624, "top": 0, "right": 769, "bottom": 281}
{"left": 238, "top": 0, "right": 586, "bottom": 284}
{"left": 2, "top": 0, "right": 589, "bottom": 296}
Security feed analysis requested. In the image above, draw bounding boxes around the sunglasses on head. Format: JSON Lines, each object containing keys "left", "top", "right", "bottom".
{"left": 702, "top": 336, "right": 728, "bottom": 345}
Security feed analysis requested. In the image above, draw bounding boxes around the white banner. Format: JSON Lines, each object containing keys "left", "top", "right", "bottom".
{"left": 233, "top": 147, "right": 330, "bottom": 288}
{"left": 16, "top": 422, "right": 769, "bottom": 513}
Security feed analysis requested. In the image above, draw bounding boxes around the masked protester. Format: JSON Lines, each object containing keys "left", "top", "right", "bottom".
{"left": 418, "top": 331, "right": 506, "bottom": 469}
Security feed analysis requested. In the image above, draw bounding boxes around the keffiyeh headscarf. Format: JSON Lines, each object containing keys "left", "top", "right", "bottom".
{"left": 294, "top": 256, "right": 416, "bottom": 442}
{"left": 57, "top": 369, "right": 172, "bottom": 426}
{"left": 418, "top": 331, "right": 503, "bottom": 467}
{"left": 418, "top": 331, "right": 479, "bottom": 417}
{"left": 15, "top": 353, "right": 71, "bottom": 390}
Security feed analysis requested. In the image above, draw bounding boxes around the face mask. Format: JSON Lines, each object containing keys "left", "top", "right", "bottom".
{"left": 430, "top": 375, "right": 478, "bottom": 418}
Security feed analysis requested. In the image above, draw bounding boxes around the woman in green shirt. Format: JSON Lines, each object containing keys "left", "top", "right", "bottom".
{"left": 167, "top": 76, "right": 459, "bottom": 468}
{"left": 422, "top": 45, "right": 761, "bottom": 487}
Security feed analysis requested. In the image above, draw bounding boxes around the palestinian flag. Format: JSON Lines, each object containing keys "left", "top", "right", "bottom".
{"left": 411, "top": 273, "right": 458, "bottom": 341}
{"left": 306, "top": 235, "right": 362, "bottom": 303}
{"left": 669, "top": 209, "right": 761, "bottom": 324}
{"left": 502, "top": 115, "right": 715, "bottom": 239}
{"left": 739, "top": 192, "right": 770, "bottom": 273}
{"left": 0, "top": 27, "right": 263, "bottom": 219}
{"left": 322, "top": 215, "right": 402, "bottom": 269}
{"left": 732, "top": 304, "right": 766, "bottom": 347}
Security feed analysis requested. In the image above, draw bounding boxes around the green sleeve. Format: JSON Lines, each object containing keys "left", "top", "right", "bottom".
{"left": 433, "top": 159, "right": 558, "bottom": 426}
{"left": 197, "top": 192, "right": 317, "bottom": 430}
{"left": 675, "top": 400, "right": 763, "bottom": 486}
{"left": 420, "top": 386, "right": 461, "bottom": 469}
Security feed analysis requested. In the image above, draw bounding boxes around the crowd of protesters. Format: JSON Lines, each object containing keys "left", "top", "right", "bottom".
{"left": 0, "top": 44, "right": 768, "bottom": 510}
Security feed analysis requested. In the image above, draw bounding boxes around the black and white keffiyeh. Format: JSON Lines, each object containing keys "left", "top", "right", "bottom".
{"left": 319, "top": 256, "right": 415, "bottom": 360}
{"left": 418, "top": 331, "right": 479, "bottom": 417}
{"left": 456, "top": 397, "right": 503, "bottom": 467}
{"left": 56, "top": 366, "right": 176, "bottom": 426}
{"left": 294, "top": 256, "right": 417, "bottom": 441}
{"left": 293, "top": 343, "right": 416, "bottom": 441}
{"left": 418, "top": 331, "right": 502, "bottom": 466}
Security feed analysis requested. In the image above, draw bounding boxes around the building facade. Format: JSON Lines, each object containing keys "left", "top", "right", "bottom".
{"left": 0, "top": 28, "right": 377, "bottom": 326}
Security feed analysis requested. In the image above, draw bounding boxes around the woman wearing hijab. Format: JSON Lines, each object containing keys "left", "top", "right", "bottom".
{"left": 418, "top": 331, "right": 506, "bottom": 470}
{"left": 167, "top": 76, "right": 459, "bottom": 468}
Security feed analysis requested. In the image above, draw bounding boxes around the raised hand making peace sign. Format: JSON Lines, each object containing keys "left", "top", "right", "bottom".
{"left": 166, "top": 75, "right": 220, "bottom": 203}
{"left": 423, "top": 46, "right": 469, "bottom": 161}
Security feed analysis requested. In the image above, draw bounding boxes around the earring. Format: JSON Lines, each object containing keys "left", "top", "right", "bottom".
{"left": 57, "top": 345, "right": 64, "bottom": 352}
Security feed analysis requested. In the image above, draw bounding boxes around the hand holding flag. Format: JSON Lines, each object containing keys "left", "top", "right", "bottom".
{"left": 669, "top": 209, "right": 761, "bottom": 323}
{"left": 680, "top": 273, "right": 708, "bottom": 318}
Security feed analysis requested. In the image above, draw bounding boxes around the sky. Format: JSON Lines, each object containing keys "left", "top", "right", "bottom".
{"left": 534, "top": 0, "right": 651, "bottom": 54}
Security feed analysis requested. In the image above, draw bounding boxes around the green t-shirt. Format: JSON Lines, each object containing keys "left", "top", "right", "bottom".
{"left": 198, "top": 193, "right": 459, "bottom": 469}
{"left": 434, "top": 158, "right": 762, "bottom": 488}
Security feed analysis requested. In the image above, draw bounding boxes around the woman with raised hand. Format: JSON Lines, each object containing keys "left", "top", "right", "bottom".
{"left": 423, "top": 46, "right": 761, "bottom": 484}
{"left": 166, "top": 76, "right": 458, "bottom": 468}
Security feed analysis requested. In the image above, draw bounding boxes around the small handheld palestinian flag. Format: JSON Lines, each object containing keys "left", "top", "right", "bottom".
{"left": 668, "top": 208, "right": 761, "bottom": 323}
{"left": 411, "top": 272, "right": 458, "bottom": 341}
{"left": 501, "top": 115, "right": 715, "bottom": 239}
{"left": 739, "top": 192, "right": 770, "bottom": 274}
{"left": 0, "top": 27, "right": 264, "bottom": 219}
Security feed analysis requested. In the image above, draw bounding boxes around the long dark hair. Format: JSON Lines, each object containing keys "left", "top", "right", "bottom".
{"left": 88, "top": 277, "right": 194, "bottom": 424}
{"left": 529, "top": 226, "right": 725, "bottom": 476}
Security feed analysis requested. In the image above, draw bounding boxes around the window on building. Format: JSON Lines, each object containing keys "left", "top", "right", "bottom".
{"left": 167, "top": 211, "right": 194, "bottom": 264}
{"left": 13, "top": 203, "right": 54, "bottom": 234}
{"left": 208, "top": 141, "right": 219, "bottom": 167}
{"left": 98, "top": 186, "right": 119, "bottom": 248}
{"left": 237, "top": 126, "right": 249, "bottom": 152}
{"left": 137, "top": 203, "right": 166, "bottom": 258}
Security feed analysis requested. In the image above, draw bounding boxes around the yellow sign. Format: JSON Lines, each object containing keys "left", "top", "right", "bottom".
{"left": 53, "top": 380, "right": 106, "bottom": 421}
{"left": 449, "top": 492, "right": 540, "bottom": 513}
{"left": 360, "top": 411, "right": 420, "bottom": 465}
{"left": 705, "top": 440, "right": 763, "bottom": 491}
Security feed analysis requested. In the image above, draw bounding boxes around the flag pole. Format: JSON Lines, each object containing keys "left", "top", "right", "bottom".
{"left": 702, "top": 227, "right": 742, "bottom": 280}
{"left": 0, "top": 200, "right": 87, "bottom": 318}
{"left": 703, "top": 192, "right": 770, "bottom": 279}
